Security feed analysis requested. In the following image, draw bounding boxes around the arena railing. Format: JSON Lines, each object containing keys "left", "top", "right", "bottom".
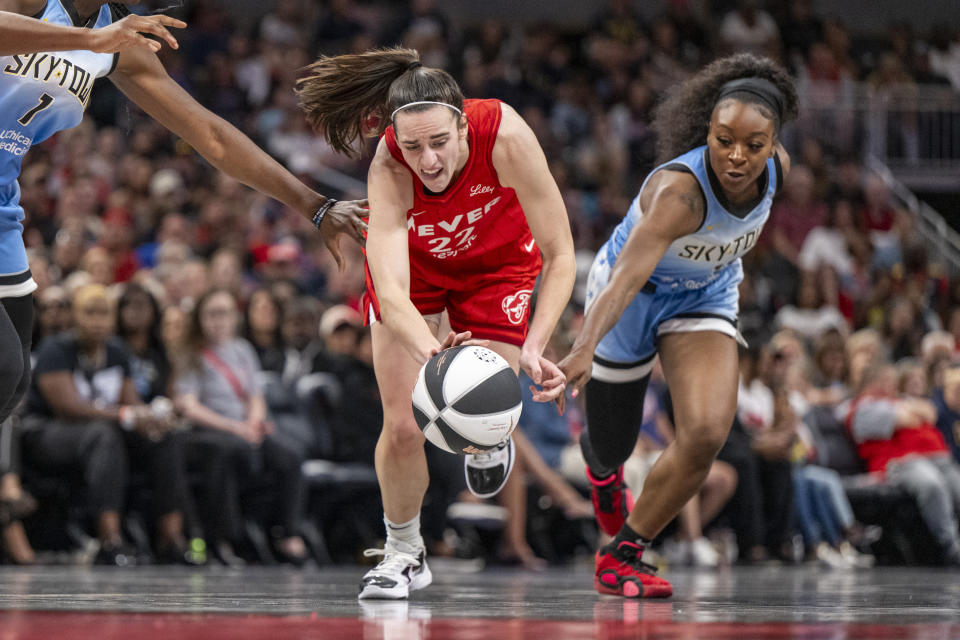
{"left": 796, "top": 80, "right": 960, "bottom": 278}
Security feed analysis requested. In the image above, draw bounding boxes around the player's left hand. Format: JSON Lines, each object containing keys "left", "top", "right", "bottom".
{"left": 318, "top": 198, "right": 368, "bottom": 271}
{"left": 521, "top": 350, "right": 566, "bottom": 404}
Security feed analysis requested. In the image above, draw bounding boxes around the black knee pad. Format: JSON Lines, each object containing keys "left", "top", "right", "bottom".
{"left": 581, "top": 374, "right": 652, "bottom": 473}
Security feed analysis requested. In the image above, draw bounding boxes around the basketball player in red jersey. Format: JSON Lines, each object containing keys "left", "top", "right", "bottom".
{"left": 297, "top": 48, "right": 576, "bottom": 599}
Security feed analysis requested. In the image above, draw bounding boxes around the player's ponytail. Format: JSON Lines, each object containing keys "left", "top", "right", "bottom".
{"left": 297, "top": 47, "right": 464, "bottom": 157}
{"left": 652, "top": 53, "right": 798, "bottom": 163}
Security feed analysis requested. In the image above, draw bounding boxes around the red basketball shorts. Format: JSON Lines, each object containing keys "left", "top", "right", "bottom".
{"left": 362, "top": 264, "right": 538, "bottom": 347}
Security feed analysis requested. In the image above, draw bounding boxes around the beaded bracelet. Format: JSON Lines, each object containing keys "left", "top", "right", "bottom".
{"left": 311, "top": 198, "right": 337, "bottom": 230}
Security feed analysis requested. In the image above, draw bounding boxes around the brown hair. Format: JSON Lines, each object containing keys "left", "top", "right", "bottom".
{"left": 176, "top": 288, "right": 237, "bottom": 371}
{"left": 296, "top": 47, "right": 464, "bottom": 157}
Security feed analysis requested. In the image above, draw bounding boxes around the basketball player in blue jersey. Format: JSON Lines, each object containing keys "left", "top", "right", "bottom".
{"left": 0, "top": 1, "right": 367, "bottom": 443}
{"left": 556, "top": 54, "right": 798, "bottom": 598}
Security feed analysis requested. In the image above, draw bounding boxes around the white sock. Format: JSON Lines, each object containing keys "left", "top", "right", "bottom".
{"left": 384, "top": 515, "right": 423, "bottom": 551}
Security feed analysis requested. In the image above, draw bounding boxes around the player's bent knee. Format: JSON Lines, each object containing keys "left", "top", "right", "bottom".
{"left": 676, "top": 426, "right": 727, "bottom": 466}
{"left": 381, "top": 418, "right": 426, "bottom": 455}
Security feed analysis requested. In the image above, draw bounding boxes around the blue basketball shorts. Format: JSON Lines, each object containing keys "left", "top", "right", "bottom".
{"left": 0, "top": 181, "right": 35, "bottom": 298}
{"left": 584, "top": 246, "right": 743, "bottom": 383}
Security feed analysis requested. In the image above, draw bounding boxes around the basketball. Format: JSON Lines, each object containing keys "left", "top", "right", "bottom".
{"left": 412, "top": 345, "right": 522, "bottom": 455}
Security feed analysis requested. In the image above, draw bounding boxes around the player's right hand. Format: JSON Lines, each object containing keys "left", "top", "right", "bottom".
{"left": 428, "top": 330, "right": 490, "bottom": 359}
{"left": 89, "top": 14, "right": 187, "bottom": 54}
{"left": 318, "top": 199, "right": 368, "bottom": 272}
{"left": 555, "top": 344, "right": 593, "bottom": 414}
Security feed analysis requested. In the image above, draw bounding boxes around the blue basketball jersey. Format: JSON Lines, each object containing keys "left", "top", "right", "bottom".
{"left": 605, "top": 145, "right": 778, "bottom": 293}
{"left": 586, "top": 146, "right": 780, "bottom": 377}
{"left": 0, "top": 1, "right": 120, "bottom": 291}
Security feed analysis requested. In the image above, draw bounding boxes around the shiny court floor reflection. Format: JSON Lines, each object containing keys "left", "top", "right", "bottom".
{"left": 0, "top": 563, "right": 957, "bottom": 639}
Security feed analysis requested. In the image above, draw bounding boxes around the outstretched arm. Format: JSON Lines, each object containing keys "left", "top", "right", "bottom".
{"left": 0, "top": 9, "right": 184, "bottom": 56}
{"left": 109, "top": 45, "right": 366, "bottom": 268}
{"left": 557, "top": 172, "right": 703, "bottom": 405}
{"left": 493, "top": 104, "right": 576, "bottom": 401}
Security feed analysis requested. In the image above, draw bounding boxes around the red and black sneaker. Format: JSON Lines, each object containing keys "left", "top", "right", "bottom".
{"left": 594, "top": 540, "right": 673, "bottom": 598}
{"left": 587, "top": 466, "right": 633, "bottom": 537}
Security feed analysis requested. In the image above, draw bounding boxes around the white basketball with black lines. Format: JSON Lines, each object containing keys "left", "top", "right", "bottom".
{"left": 412, "top": 345, "right": 522, "bottom": 455}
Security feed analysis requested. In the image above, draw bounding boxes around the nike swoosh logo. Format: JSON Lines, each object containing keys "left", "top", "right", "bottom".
{"left": 410, "top": 211, "right": 426, "bottom": 217}
{"left": 524, "top": 239, "right": 535, "bottom": 252}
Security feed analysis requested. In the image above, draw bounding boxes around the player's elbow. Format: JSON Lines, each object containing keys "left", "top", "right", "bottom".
{"left": 178, "top": 112, "right": 231, "bottom": 168}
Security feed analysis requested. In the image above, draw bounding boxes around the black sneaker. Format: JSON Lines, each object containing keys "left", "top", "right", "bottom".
{"left": 463, "top": 438, "right": 515, "bottom": 499}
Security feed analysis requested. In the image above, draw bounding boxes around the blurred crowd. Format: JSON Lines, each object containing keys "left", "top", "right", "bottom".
{"left": 3, "top": 0, "right": 960, "bottom": 570}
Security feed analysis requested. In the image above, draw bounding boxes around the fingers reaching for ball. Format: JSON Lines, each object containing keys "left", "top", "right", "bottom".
{"left": 437, "top": 330, "right": 490, "bottom": 353}
{"left": 526, "top": 355, "right": 566, "bottom": 404}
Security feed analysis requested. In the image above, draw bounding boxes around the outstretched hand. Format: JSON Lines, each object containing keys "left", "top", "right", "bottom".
{"left": 90, "top": 14, "right": 186, "bottom": 54}
{"left": 319, "top": 199, "right": 368, "bottom": 271}
{"left": 553, "top": 346, "right": 593, "bottom": 415}
{"left": 521, "top": 350, "right": 566, "bottom": 405}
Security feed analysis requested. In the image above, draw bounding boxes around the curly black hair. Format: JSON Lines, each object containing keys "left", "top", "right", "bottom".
{"left": 652, "top": 53, "right": 798, "bottom": 164}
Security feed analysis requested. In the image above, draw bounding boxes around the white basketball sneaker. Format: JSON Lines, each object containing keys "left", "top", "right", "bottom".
{"left": 464, "top": 437, "right": 515, "bottom": 499}
{"left": 358, "top": 541, "right": 432, "bottom": 600}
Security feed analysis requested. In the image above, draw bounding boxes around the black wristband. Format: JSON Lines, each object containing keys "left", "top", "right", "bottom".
{"left": 311, "top": 198, "right": 337, "bottom": 230}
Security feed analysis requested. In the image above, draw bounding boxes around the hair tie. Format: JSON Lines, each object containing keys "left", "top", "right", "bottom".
{"left": 406, "top": 61, "right": 422, "bottom": 72}
{"left": 717, "top": 77, "right": 785, "bottom": 126}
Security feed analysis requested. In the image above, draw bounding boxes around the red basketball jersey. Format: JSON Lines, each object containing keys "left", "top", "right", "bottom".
{"left": 382, "top": 98, "right": 542, "bottom": 288}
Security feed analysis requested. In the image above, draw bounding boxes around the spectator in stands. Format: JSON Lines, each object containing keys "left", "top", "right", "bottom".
{"left": 933, "top": 364, "right": 960, "bottom": 466}
{"left": 174, "top": 288, "right": 308, "bottom": 566}
{"left": 848, "top": 362, "right": 960, "bottom": 565}
{"left": 116, "top": 284, "right": 170, "bottom": 403}
{"left": 727, "top": 344, "right": 796, "bottom": 563}
{"left": 927, "top": 26, "right": 960, "bottom": 91}
{"left": 33, "top": 285, "right": 72, "bottom": 349}
{"left": 208, "top": 248, "right": 246, "bottom": 303}
{"left": 798, "top": 198, "right": 860, "bottom": 281}
{"left": 897, "top": 358, "right": 929, "bottom": 399}
{"left": 785, "top": 357, "right": 875, "bottom": 569}
{"left": 767, "top": 166, "right": 828, "bottom": 269}
{"left": 312, "top": 0, "right": 368, "bottom": 56}
{"left": 807, "top": 329, "right": 850, "bottom": 407}
{"left": 0, "top": 418, "right": 37, "bottom": 565}
{"left": 774, "top": 270, "right": 849, "bottom": 342}
{"left": 591, "top": 0, "right": 646, "bottom": 47}
{"left": 279, "top": 297, "right": 324, "bottom": 384}
{"left": 717, "top": 0, "right": 781, "bottom": 59}
{"left": 920, "top": 330, "right": 954, "bottom": 391}
{"left": 846, "top": 328, "right": 886, "bottom": 391}
{"left": 884, "top": 296, "right": 926, "bottom": 362}
{"left": 777, "top": 0, "right": 822, "bottom": 73}
{"left": 22, "top": 284, "right": 193, "bottom": 565}
{"left": 245, "top": 288, "right": 286, "bottom": 374}
{"left": 517, "top": 335, "right": 595, "bottom": 518}
{"left": 859, "top": 174, "right": 903, "bottom": 270}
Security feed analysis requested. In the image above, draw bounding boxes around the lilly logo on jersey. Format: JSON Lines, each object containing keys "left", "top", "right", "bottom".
{"left": 408, "top": 195, "right": 502, "bottom": 260}
{"left": 469, "top": 184, "right": 495, "bottom": 197}
{"left": 501, "top": 289, "right": 532, "bottom": 326}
